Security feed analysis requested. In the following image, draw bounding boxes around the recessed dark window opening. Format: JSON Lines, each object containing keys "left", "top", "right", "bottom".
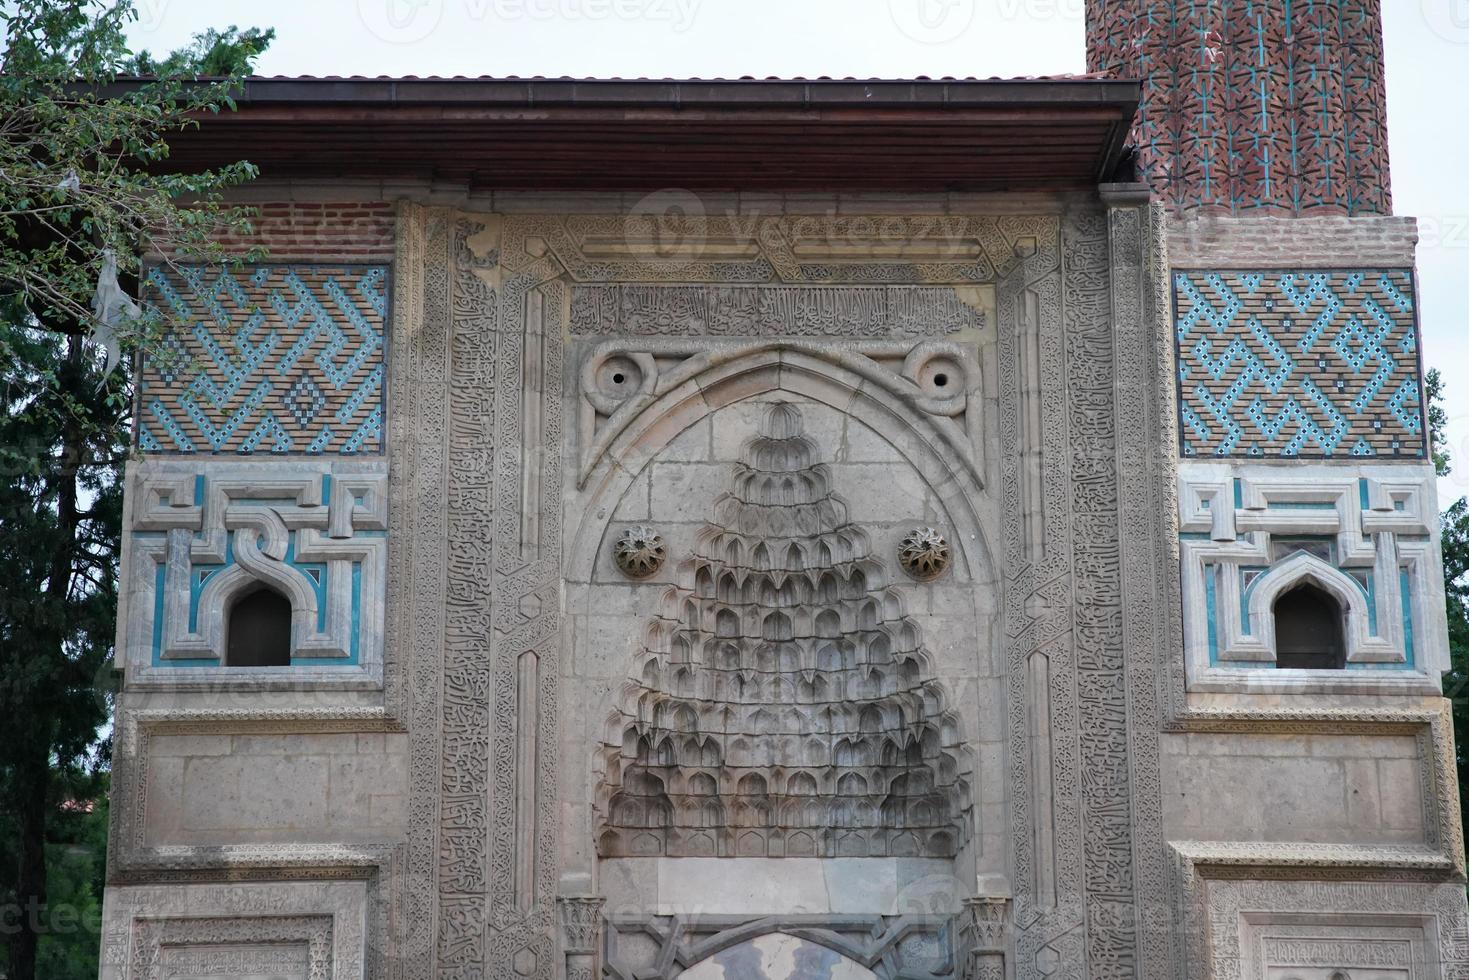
{"left": 1273, "top": 582, "right": 1346, "bottom": 670}
{"left": 226, "top": 584, "right": 293, "bottom": 667}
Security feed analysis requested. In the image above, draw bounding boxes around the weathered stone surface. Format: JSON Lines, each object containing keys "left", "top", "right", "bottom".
{"left": 141, "top": 731, "right": 409, "bottom": 846}
{"left": 101, "top": 187, "right": 1464, "bottom": 980}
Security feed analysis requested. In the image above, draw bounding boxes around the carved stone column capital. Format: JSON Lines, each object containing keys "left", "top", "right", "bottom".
{"left": 558, "top": 896, "right": 605, "bottom": 955}
{"left": 963, "top": 895, "right": 1010, "bottom": 951}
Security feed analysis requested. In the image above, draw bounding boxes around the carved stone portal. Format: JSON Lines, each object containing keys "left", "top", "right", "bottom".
{"left": 596, "top": 402, "right": 971, "bottom": 859}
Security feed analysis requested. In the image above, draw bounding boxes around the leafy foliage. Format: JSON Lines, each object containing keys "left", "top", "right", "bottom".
{"left": 0, "top": 4, "right": 270, "bottom": 978}
{"left": 34, "top": 776, "right": 109, "bottom": 980}
{"left": 1428, "top": 368, "right": 1453, "bottom": 479}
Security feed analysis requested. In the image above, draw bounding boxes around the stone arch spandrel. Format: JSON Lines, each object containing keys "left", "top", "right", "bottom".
{"left": 567, "top": 345, "right": 996, "bottom": 587}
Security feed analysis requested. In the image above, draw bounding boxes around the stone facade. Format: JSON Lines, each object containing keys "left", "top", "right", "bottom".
{"left": 100, "top": 5, "right": 1466, "bottom": 978}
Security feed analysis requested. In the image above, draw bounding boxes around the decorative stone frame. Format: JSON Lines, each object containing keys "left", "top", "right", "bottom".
{"left": 1173, "top": 869, "right": 1469, "bottom": 980}
{"left": 602, "top": 913, "right": 962, "bottom": 980}
{"left": 100, "top": 880, "right": 369, "bottom": 980}
{"left": 106, "top": 708, "right": 403, "bottom": 878}
{"left": 119, "top": 457, "right": 388, "bottom": 689}
{"left": 1160, "top": 698, "right": 1468, "bottom": 979}
{"left": 374, "top": 195, "right": 1179, "bottom": 979}
{"left": 130, "top": 915, "right": 331, "bottom": 979}
{"left": 1177, "top": 461, "right": 1447, "bottom": 694}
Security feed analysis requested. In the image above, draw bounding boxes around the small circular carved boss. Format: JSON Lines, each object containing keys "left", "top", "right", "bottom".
{"left": 898, "top": 527, "right": 951, "bottom": 581}
{"left": 614, "top": 525, "right": 666, "bottom": 578}
{"left": 595, "top": 354, "right": 645, "bottom": 400}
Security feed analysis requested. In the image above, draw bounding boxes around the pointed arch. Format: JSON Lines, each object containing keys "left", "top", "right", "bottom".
{"left": 1245, "top": 551, "right": 1373, "bottom": 665}
{"left": 570, "top": 344, "right": 993, "bottom": 586}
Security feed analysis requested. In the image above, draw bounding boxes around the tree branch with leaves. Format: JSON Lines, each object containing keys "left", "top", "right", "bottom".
{"left": 0, "top": 4, "right": 271, "bottom": 978}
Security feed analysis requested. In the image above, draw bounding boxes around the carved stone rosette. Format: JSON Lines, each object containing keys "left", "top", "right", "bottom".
{"left": 613, "top": 525, "right": 667, "bottom": 578}
{"left": 898, "top": 526, "right": 952, "bottom": 581}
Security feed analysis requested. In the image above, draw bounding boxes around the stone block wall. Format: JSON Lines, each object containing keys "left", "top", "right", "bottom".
{"left": 1160, "top": 731, "right": 1428, "bottom": 846}
{"left": 139, "top": 731, "right": 409, "bottom": 846}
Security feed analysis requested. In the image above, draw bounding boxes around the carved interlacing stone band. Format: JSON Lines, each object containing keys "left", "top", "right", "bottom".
{"left": 898, "top": 527, "right": 951, "bottom": 581}
{"left": 613, "top": 525, "right": 667, "bottom": 578}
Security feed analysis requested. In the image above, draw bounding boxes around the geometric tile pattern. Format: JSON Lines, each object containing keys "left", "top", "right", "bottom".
{"left": 138, "top": 265, "right": 388, "bottom": 455}
{"left": 1174, "top": 269, "right": 1424, "bottom": 458}
{"left": 1088, "top": 0, "right": 1392, "bottom": 215}
{"left": 1175, "top": 465, "right": 1446, "bottom": 691}
{"left": 122, "top": 461, "right": 387, "bottom": 678}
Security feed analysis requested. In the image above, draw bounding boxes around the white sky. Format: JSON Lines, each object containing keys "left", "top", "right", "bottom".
{"left": 126, "top": 0, "right": 1469, "bottom": 505}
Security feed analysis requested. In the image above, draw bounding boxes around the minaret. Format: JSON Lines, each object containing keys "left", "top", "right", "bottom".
{"left": 1090, "top": 5, "right": 1446, "bottom": 706}
{"left": 1089, "top": 6, "right": 1459, "bottom": 971}
{"left": 1087, "top": 0, "right": 1392, "bottom": 215}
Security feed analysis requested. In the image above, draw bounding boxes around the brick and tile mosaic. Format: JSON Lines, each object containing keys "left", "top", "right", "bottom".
{"left": 1174, "top": 269, "right": 1424, "bottom": 458}
{"left": 1088, "top": 0, "right": 1391, "bottom": 215}
{"left": 138, "top": 264, "right": 388, "bottom": 455}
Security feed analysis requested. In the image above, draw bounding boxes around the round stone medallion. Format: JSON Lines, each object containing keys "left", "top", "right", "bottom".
{"left": 614, "top": 525, "right": 666, "bottom": 578}
{"left": 898, "top": 527, "right": 951, "bottom": 581}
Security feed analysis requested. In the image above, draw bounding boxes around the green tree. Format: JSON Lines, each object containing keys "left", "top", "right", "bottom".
{"left": 0, "top": 5, "right": 270, "bottom": 977}
{"left": 34, "top": 775, "right": 109, "bottom": 979}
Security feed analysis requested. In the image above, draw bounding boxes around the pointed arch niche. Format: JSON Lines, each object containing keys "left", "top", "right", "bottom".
{"left": 565, "top": 348, "right": 999, "bottom": 908}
